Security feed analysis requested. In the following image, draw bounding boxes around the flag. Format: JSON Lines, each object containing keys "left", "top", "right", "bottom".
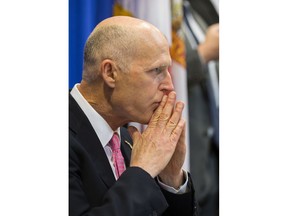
{"left": 113, "top": 0, "right": 172, "bottom": 44}
{"left": 114, "top": 0, "right": 190, "bottom": 172}
{"left": 170, "top": 0, "right": 190, "bottom": 172}
{"left": 69, "top": 0, "right": 114, "bottom": 88}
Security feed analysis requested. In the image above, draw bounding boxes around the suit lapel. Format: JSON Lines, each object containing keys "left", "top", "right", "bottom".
{"left": 70, "top": 94, "right": 135, "bottom": 187}
{"left": 70, "top": 94, "right": 116, "bottom": 188}
{"left": 120, "top": 127, "right": 133, "bottom": 168}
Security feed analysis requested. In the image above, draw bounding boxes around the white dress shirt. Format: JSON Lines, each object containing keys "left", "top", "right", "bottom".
{"left": 70, "top": 84, "right": 188, "bottom": 193}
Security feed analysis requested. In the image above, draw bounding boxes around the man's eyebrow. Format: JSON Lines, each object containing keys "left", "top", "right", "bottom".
{"left": 146, "top": 64, "right": 170, "bottom": 71}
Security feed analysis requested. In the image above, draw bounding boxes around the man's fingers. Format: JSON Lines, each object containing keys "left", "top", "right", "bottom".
{"left": 144, "top": 93, "right": 168, "bottom": 136}
{"left": 165, "top": 101, "right": 184, "bottom": 133}
{"left": 147, "top": 94, "right": 168, "bottom": 129}
{"left": 127, "top": 126, "right": 140, "bottom": 141}
{"left": 157, "top": 92, "right": 177, "bottom": 127}
{"left": 145, "top": 91, "right": 184, "bottom": 143}
{"left": 170, "top": 118, "right": 185, "bottom": 144}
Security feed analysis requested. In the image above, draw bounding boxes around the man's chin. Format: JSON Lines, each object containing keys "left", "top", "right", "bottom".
{"left": 130, "top": 110, "right": 154, "bottom": 125}
{"left": 137, "top": 114, "right": 152, "bottom": 125}
{"left": 137, "top": 119, "right": 150, "bottom": 125}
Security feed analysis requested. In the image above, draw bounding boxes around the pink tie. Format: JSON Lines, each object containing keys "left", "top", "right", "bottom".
{"left": 109, "top": 133, "right": 125, "bottom": 179}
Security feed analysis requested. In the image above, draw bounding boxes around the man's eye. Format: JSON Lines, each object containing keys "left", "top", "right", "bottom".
{"left": 154, "top": 68, "right": 163, "bottom": 73}
{"left": 148, "top": 67, "right": 167, "bottom": 81}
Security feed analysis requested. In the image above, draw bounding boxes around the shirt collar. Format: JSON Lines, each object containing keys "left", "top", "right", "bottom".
{"left": 70, "top": 84, "right": 121, "bottom": 147}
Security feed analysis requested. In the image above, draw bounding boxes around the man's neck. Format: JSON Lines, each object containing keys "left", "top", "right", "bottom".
{"left": 77, "top": 81, "right": 127, "bottom": 131}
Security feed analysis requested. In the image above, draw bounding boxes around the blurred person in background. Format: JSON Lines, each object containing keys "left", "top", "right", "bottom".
{"left": 182, "top": 0, "right": 219, "bottom": 215}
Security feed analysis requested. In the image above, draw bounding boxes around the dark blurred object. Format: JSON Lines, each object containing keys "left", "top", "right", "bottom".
{"left": 183, "top": 0, "right": 219, "bottom": 216}
{"left": 188, "top": 0, "right": 218, "bottom": 25}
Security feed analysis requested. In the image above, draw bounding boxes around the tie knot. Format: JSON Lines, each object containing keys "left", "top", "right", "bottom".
{"left": 109, "top": 133, "right": 120, "bottom": 151}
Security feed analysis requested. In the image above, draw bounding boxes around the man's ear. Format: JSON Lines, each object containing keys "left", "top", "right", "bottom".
{"left": 100, "top": 59, "right": 117, "bottom": 88}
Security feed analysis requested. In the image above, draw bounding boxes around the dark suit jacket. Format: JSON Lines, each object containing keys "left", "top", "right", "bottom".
{"left": 69, "top": 94, "right": 198, "bottom": 216}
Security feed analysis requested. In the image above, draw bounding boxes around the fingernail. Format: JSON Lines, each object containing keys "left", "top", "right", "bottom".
{"left": 162, "top": 95, "right": 168, "bottom": 102}
{"left": 177, "top": 102, "right": 184, "bottom": 109}
{"left": 169, "top": 92, "right": 176, "bottom": 99}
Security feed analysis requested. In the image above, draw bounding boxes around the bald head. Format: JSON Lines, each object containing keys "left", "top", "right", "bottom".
{"left": 97, "top": 16, "right": 149, "bottom": 28}
{"left": 82, "top": 16, "right": 168, "bottom": 82}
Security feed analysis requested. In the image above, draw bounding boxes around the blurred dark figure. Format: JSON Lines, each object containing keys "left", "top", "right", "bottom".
{"left": 183, "top": 0, "right": 219, "bottom": 216}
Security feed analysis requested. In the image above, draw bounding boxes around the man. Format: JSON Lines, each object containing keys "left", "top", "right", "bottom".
{"left": 69, "top": 16, "right": 198, "bottom": 216}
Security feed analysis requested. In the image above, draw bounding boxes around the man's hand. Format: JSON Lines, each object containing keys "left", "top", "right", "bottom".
{"left": 128, "top": 91, "right": 185, "bottom": 181}
{"left": 158, "top": 122, "right": 186, "bottom": 189}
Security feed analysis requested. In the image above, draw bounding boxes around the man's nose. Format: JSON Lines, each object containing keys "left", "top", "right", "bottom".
{"left": 159, "top": 71, "right": 174, "bottom": 95}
